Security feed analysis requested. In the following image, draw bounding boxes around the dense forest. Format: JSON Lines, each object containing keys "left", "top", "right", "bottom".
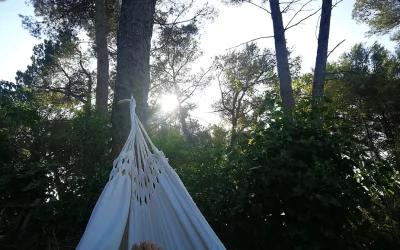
{"left": 1, "top": 0, "right": 399, "bottom": 249}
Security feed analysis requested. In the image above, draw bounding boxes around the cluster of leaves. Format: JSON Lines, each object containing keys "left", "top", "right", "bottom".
{"left": 213, "top": 44, "right": 277, "bottom": 137}
{"left": 16, "top": 38, "right": 95, "bottom": 112}
{"left": 326, "top": 43, "right": 400, "bottom": 169}
{"left": 353, "top": 0, "right": 400, "bottom": 41}
{"left": 173, "top": 97, "right": 400, "bottom": 250}
{"left": 150, "top": 124, "right": 237, "bottom": 237}
{"left": 221, "top": 99, "right": 375, "bottom": 249}
{"left": 0, "top": 80, "right": 110, "bottom": 249}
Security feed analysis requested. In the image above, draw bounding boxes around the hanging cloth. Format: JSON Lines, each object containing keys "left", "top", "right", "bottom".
{"left": 77, "top": 97, "right": 225, "bottom": 250}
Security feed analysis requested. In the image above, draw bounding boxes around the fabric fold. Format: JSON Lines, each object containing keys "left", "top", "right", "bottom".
{"left": 77, "top": 97, "right": 225, "bottom": 250}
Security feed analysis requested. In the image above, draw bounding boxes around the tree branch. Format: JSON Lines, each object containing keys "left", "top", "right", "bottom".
{"left": 327, "top": 39, "right": 345, "bottom": 58}
{"left": 285, "top": 0, "right": 314, "bottom": 29}
{"left": 281, "top": 0, "right": 302, "bottom": 13}
{"left": 217, "top": 71, "right": 233, "bottom": 113}
{"left": 285, "top": 5, "right": 321, "bottom": 31}
{"left": 36, "top": 86, "right": 86, "bottom": 103}
{"left": 226, "top": 35, "right": 274, "bottom": 50}
{"left": 244, "top": 0, "right": 271, "bottom": 14}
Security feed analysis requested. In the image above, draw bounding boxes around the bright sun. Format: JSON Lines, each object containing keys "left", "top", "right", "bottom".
{"left": 159, "top": 94, "right": 179, "bottom": 113}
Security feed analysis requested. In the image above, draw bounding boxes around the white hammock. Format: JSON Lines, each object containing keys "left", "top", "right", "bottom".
{"left": 77, "top": 97, "right": 225, "bottom": 250}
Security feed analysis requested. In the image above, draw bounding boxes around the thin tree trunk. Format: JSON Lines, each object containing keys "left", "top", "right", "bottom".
{"left": 86, "top": 76, "right": 92, "bottom": 114}
{"left": 269, "top": 0, "right": 295, "bottom": 111}
{"left": 177, "top": 104, "right": 191, "bottom": 139}
{"left": 173, "top": 77, "right": 191, "bottom": 138}
{"left": 230, "top": 114, "right": 238, "bottom": 146}
{"left": 312, "top": 0, "right": 332, "bottom": 111}
{"left": 79, "top": 58, "right": 93, "bottom": 114}
{"left": 111, "top": 0, "right": 157, "bottom": 156}
{"left": 95, "top": 0, "right": 110, "bottom": 113}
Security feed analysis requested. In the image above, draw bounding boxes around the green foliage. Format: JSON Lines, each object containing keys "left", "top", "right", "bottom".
{"left": 2, "top": 39, "right": 400, "bottom": 250}
{"left": 353, "top": 0, "right": 400, "bottom": 41}
{"left": 214, "top": 99, "right": 376, "bottom": 249}
{"left": 213, "top": 43, "right": 277, "bottom": 136}
{"left": 21, "top": 0, "right": 93, "bottom": 39}
{"left": 16, "top": 38, "right": 94, "bottom": 111}
{"left": 149, "top": 96, "right": 400, "bottom": 249}
{"left": 326, "top": 43, "right": 400, "bottom": 169}
{"left": 0, "top": 81, "right": 110, "bottom": 248}
{"left": 322, "top": 43, "right": 400, "bottom": 247}
{"left": 0, "top": 81, "right": 47, "bottom": 247}
{"left": 150, "top": 125, "right": 235, "bottom": 236}
{"left": 34, "top": 111, "right": 111, "bottom": 249}
{"left": 150, "top": 22, "right": 211, "bottom": 136}
{"left": 149, "top": 1, "right": 216, "bottom": 137}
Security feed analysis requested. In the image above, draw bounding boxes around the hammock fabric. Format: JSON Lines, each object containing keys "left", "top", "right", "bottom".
{"left": 77, "top": 98, "right": 225, "bottom": 250}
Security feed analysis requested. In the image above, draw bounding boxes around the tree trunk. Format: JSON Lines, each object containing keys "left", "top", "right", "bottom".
{"left": 94, "top": 0, "right": 110, "bottom": 113}
{"left": 312, "top": 0, "right": 332, "bottom": 110}
{"left": 230, "top": 113, "right": 238, "bottom": 146}
{"left": 111, "top": 0, "right": 157, "bottom": 156}
{"left": 269, "top": 0, "right": 295, "bottom": 111}
{"left": 177, "top": 103, "right": 191, "bottom": 138}
{"left": 86, "top": 74, "right": 93, "bottom": 114}
{"left": 173, "top": 77, "right": 191, "bottom": 138}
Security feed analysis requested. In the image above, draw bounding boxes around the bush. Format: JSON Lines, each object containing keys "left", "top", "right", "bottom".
{"left": 216, "top": 99, "right": 378, "bottom": 249}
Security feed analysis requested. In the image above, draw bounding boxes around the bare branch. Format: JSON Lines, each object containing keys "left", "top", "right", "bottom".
{"left": 154, "top": 1, "right": 213, "bottom": 26}
{"left": 149, "top": 81, "right": 165, "bottom": 91}
{"left": 58, "top": 64, "right": 73, "bottom": 84}
{"left": 333, "top": 0, "right": 344, "bottom": 7}
{"left": 244, "top": 0, "right": 271, "bottom": 14}
{"left": 172, "top": 0, "right": 195, "bottom": 24}
{"left": 281, "top": 0, "right": 302, "bottom": 13}
{"left": 285, "top": 0, "right": 314, "bottom": 29}
{"left": 285, "top": 6, "right": 321, "bottom": 31}
{"left": 179, "top": 65, "right": 213, "bottom": 104}
{"left": 226, "top": 0, "right": 344, "bottom": 51}
{"left": 327, "top": 39, "right": 345, "bottom": 58}
{"left": 226, "top": 35, "right": 274, "bottom": 50}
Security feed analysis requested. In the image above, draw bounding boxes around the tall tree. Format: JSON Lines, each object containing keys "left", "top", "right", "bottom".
{"left": 312, "top": 0, "right": 332, "bottom": 112}
{"left": 227, "top": 0, "right": 344, "bottom": 112}
{"left": 353, "top": 0, "right": 400, "bottom": 41}
{"left": 269, "top": 0, "right": 295, "bottom": 111}
{"left": 326, "top": 43, "right": 400, "bottom": 168}
{"left": 94, "top": 0, "right": 110, "bottom": 113}
{"left": 21, "top": 0, "right": 118, "bottom": 111}
{"left": 111, "top": 0, "right": 157, "bottom": 155}
{"left": 213, "top": 44, "right": 276, "bottom": 142}
{"left": 16, "top": 39, "right": 95, "bottom": 113}
{"left": 150, "top": 24, "right": 212, "bottom": 138}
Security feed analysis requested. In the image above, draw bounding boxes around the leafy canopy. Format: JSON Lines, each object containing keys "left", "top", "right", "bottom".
{"left": 353, "top": 0, "right": 400, "bottom": 41}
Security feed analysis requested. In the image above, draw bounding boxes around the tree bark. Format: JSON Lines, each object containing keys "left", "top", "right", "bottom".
{"left": 230, "top": 113, "right": 238, "bottom": 146}
{"left": 312, "top": 0, "right": 332, "bottom": 110}
{"left": 177, "top": 103, "right": 191, "bottom": 139}
{"left": 111, "top": 0, "right": 157, "bottom": 156}
{"left": 79, "top": 57, "right": 93, "bottom": 114}
{"left": 86, "top": 73, "right": 93, "bottom": 114}
{"left": 94, "top": 0, "right": 110, "bottom": 113}
{"left": 269, "top": 0, "right": 295, "bottom": 111}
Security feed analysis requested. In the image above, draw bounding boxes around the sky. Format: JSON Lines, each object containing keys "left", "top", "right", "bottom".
{"left": 0, "top": 0, "right": 41, "bottom": 82}
{"left": 0, "top": 0, "right": 397, "bottom": 125}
